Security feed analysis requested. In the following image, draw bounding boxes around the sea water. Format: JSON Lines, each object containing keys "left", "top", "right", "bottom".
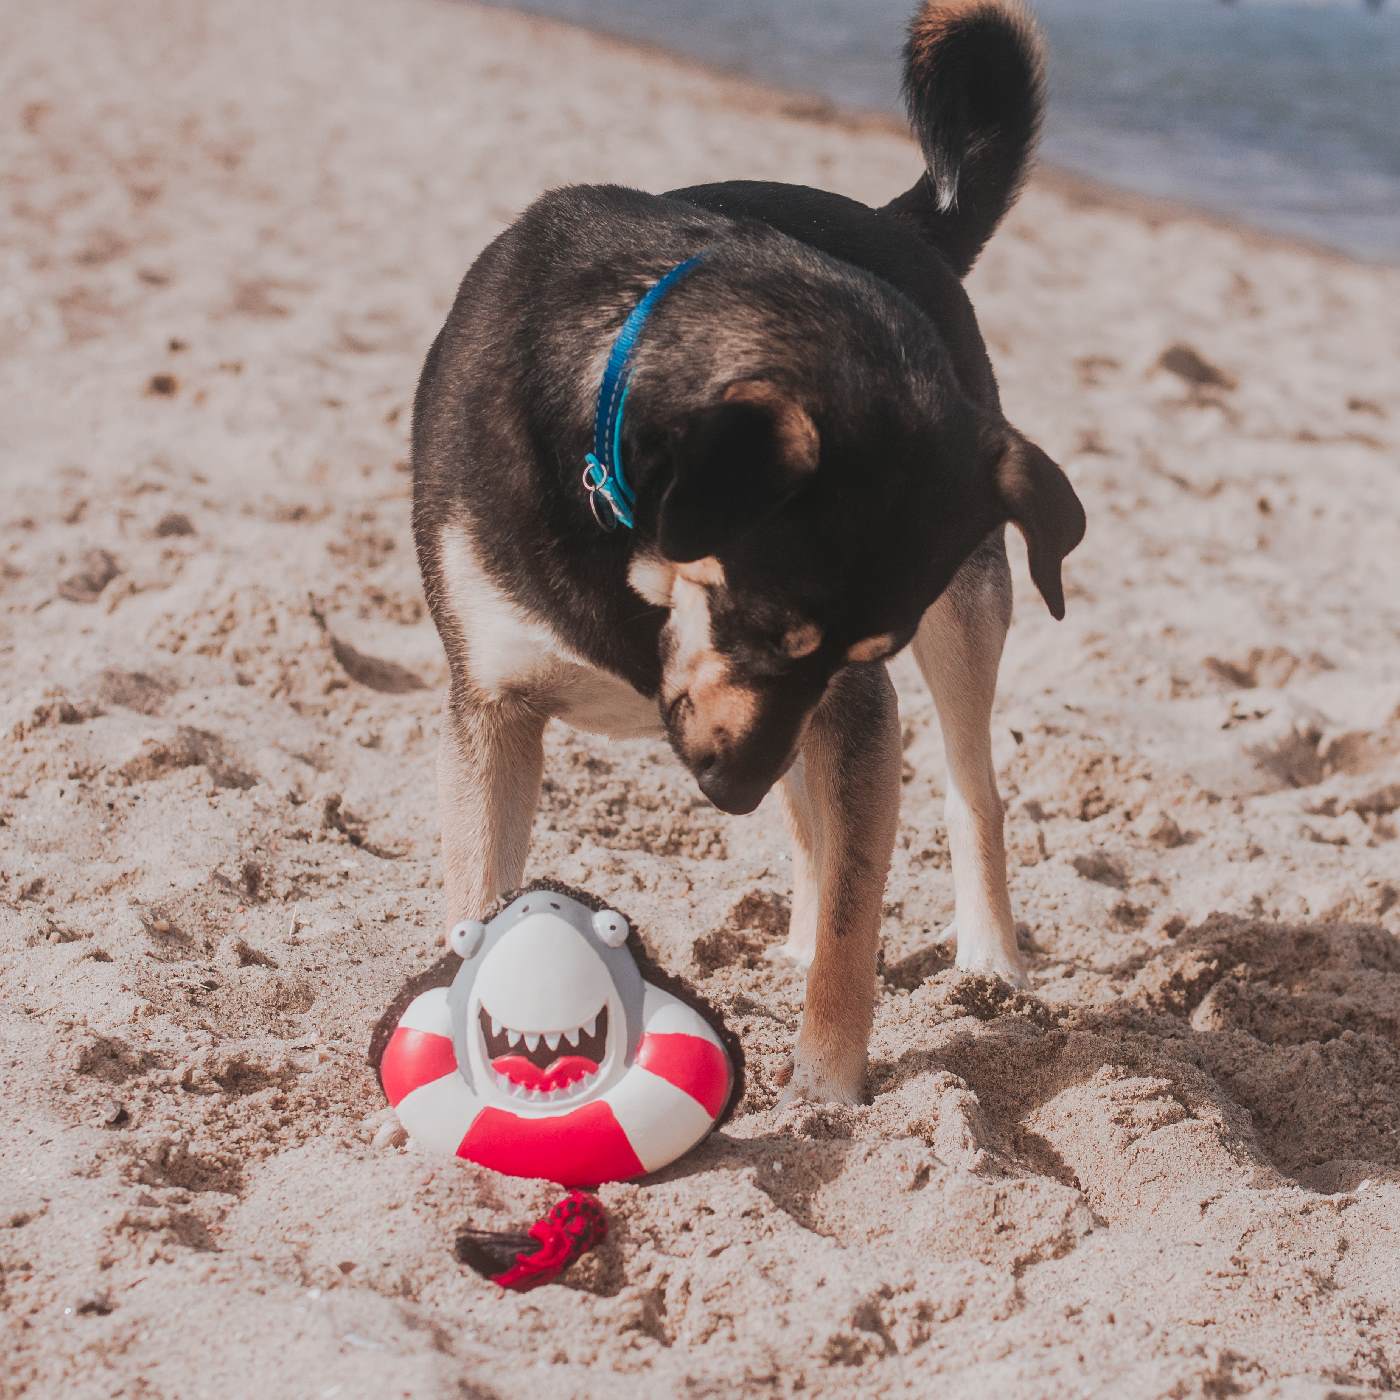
{"left": 477, "top": 0, "right": 1400, "bottom": 263}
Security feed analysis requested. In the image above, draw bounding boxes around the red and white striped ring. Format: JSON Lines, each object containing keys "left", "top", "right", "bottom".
{"left": 381, "top": 982, "right": 732, "bottom": 1185}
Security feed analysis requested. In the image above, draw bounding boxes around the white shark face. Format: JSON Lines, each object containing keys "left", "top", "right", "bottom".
{"left": 461, "top": 909, "right": 629, "bottom": 1115}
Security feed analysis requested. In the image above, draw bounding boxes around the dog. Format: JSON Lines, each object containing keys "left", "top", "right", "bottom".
{"left": 411, "top": 0, "right": 1085, "bottom": 1104}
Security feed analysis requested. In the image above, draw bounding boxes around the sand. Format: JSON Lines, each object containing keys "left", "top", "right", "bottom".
{"left": 3, "top": 0, "right": 1399, "bottom": 1395}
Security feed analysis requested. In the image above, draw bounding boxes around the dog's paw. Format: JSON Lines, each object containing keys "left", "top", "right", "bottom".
{"left": 778, "top": 1047, "right": 866, "bottom": 1107}
{"left": 363, "top": 1107, "right": 408, "bottom": 1151}
{"left": 765, "top": 939, "right": 815, "bottom": 970}
{"left": 943, "top": 916, "right": 1030, "bottom": 988}
{"left": 955, "top": 945, "right": 1030, "bottom": 990}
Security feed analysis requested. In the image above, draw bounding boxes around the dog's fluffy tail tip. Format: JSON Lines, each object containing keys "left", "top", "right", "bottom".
{"left": 891, "top": 0, "right": 1047, "bottom": 274}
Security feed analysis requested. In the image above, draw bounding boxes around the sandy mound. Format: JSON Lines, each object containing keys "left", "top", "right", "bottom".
{"left": 2, "top": 0, "right": 1397, "bottom": 1394}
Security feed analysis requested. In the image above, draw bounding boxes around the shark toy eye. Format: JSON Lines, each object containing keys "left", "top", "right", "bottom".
{"left": 449, "top": 919, "right": 486, "bottom": 959}
{"left": 592, "top": 910, "right": 628, "bottom": 948}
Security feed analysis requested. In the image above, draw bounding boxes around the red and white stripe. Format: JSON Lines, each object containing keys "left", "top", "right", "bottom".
{"left": 381, "top": 986, "right": 731, "bottom": 1186}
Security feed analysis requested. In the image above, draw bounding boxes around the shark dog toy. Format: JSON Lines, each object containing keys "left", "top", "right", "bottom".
{"left": 378, "top": 884, "right": 736, "bottom": 1186}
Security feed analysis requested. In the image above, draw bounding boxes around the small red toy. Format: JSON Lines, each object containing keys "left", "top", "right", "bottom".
{"left": 456, "top": 1190, "right": 608, "bottom": 1292}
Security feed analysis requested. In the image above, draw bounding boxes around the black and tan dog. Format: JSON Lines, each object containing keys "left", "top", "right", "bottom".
{"left": 412, "top": 0, "right": 1085, "bottom": 1103}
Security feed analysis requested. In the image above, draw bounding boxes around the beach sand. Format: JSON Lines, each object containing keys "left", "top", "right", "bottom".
{"left": 3, "top": 0, "right": 1399, "bottom": 1394}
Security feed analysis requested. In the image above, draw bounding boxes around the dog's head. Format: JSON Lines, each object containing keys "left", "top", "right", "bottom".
{"left": 630, "top": 378, "right": 1084, "bottom": 815}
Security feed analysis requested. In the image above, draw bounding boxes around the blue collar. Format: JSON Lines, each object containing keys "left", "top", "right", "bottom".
{"left": 582, "top": 254, "right": 707, "bottom": 531}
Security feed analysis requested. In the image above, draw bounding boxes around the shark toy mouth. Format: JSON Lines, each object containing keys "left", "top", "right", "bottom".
{"left": 479, "top": 1004, "right": 610, "bottom": 1101}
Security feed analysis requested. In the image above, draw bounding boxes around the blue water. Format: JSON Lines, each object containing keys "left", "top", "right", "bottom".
{"left": 477, "top": 0, "right": 1400, "bottom": 263}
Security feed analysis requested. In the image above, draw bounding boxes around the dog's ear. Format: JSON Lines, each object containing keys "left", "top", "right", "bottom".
{"left": 992, "top": 429, "right": 1086, "bottom": 620}
{"left": 656, "top": 381, "right": 819, "bottom": 563}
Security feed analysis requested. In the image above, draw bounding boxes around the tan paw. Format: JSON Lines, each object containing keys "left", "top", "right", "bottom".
{"left": 955, "top": 944, "right": 1030, "bottom": 989}
{"left": 765, "top": 939, "right": 815, "bottom": 970}
{"left": 778, "top": 1046, "right": 866, "bottom": 1107}
{"left": 363, "top": 1107, "right": 407, "bottom": 1150}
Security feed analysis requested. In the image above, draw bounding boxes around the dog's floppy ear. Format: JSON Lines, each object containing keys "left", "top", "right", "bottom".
{"left": 992, "top": 428, "right": 1086, "bottom": 620}
{"left": 656, "top": 380, "right": 819, "bottom": 563}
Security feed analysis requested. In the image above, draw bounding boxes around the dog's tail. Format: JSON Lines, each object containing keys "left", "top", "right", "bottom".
{"left": 882, "top": 0, "right": 1046, "bottom": 277}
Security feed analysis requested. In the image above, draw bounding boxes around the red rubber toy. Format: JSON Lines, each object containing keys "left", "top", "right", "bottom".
{"left": 456, "top": 1190, "right": 609, "bottom": 1292}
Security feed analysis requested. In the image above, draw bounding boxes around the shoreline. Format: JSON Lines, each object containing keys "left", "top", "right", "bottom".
{"left": 477, "top": 0, "right": 1389, "bottom": 271}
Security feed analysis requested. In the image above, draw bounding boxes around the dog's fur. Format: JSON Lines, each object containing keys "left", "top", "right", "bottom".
{"left": 411, "top": 0, "right": 1085, "bottom": 1103}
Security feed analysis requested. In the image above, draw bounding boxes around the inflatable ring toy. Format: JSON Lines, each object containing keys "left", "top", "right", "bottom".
{"left": 377, "top": 884, "right": 736, "bottom": 1185}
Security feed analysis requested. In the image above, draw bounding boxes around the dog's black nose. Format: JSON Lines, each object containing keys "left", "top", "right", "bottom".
{"left": 695, "top": 759, "right": 769, "bottom": 817}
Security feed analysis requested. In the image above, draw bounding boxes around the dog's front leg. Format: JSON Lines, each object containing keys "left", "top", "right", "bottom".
{"left": 780, "top": 664, "right": 901, "bottom": 1104}
{"left": 912, "top": 564, "right": 1025, "bottom": 986}
{"left": 437, "top": 682, "right": 546, "bottom": 935}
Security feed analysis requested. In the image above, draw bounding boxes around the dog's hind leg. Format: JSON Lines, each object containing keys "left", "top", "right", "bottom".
{"left": 437, "top": 683, "right": 546, "bottom": 935}
{"left": 780, "top": 663, "right": 901, "bottom": 1103}
{"left": 912, "top": 549, "right": 1026, "bottom": 986}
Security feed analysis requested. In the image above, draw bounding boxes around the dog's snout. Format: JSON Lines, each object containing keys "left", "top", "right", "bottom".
{"left": 661, "top": 650, "right": 815, "bottom": 816}
{"left": 695, "top": 760, "right": 769, "bottom": 817}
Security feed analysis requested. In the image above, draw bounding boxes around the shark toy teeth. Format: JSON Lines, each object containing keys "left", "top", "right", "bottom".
{"left": 479, "top": 1003, "right": 609, "bottom": 1101}
{"left": 377, "top": 883, "right": 736, "bottom": 1186}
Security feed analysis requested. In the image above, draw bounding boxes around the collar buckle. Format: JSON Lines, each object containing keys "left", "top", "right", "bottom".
{"left": 582, "top": 455, "right": 628, "bottom": 531}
